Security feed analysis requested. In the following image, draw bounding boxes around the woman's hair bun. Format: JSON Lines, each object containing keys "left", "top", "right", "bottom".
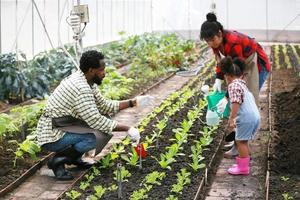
{"left": 206, "top": 12, "right": 217, "bottom": 22}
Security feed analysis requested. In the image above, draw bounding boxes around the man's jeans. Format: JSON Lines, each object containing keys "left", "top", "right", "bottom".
{"left": 43, "top": 132, "right": 96, "bottom": 153}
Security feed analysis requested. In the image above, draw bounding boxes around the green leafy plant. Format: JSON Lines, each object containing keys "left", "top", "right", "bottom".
{"left": 79, "top": 181, "right": 90, "bottom": 191}
{"left": 93, "top": 185, "right": 107, "bottom": 198}
{"left": 144, "top": 171, "right": 166, "bottom": 186}
{"left": 113, "top": 166, "right": 131, "bottom": 182}
{"left": 281, "top": 176, "right": 290, "bottom": 182}
{"left": 66, "top": 190, "right": 81, "bottom": 200}
{"left": 91, "top": 166, "right": 100, "bottom": 176}
{"left": 10, "top": 137, "right": 41, "bottom": 167}
{"left": 100, "top": 153, "right": 114, "bottom": 168}
{"left": 108, "top": 184, "right": 117, "bottom": 191}
{"left": 130, "top": 188, "right": 149, "bottom": 200}
{"left": 84, "top": 174, "right": 95, "bottom": 183}
{"left": 121, "top": 148, "right": 139, "bottom": 166}
{"left": 0, "top": 113, "right": 19, "bottom": 139}
{"left": 189, "top": 145, "right": 205, "bottom": 171}
{"left": 166, "top": 195, "right": 178, "bottom": 200}
{"left": 112, "top": 143, "right": 125, "bottom": 154}
{"left": 171, "top": 168, "right": 191, "bottom": 194}
{"left": 282, "top": 192, "right": 294, "bottom": 200}
{"left": 156, "top": 143, "right": 185, "bottom": 170}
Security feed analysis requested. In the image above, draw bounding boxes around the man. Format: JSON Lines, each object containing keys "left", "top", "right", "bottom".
{"left": 36, "top": 50, "right": 152, "bottom": 180}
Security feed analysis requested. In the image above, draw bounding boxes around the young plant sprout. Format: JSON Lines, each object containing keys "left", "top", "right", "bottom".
{"left": 79, "top": 181, "right": 90, "bottom": 191}
{"left": 66, "top": 190, "right": 81, "bottom": 200}
{"left": 121, "top": 148, "right": 139, "bottom": 166}
{"left": 99, "top": 153, "right": 114, "bottom": 168}
{"left": 93, "top": 185, "right": 107, "bottom": 199}
{"left": 171, "top": 168, "right": 191, "bottom": 194}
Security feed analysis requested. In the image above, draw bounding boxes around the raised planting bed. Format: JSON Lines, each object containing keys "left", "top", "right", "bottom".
{"left": 57, "top": 60, "right": 225, "bottom": 200}
{"left": 0, "top": 136, "right": 50, "bottom": 197}
{"left": 269, "top": 83, "right": 300, "bottom": 200}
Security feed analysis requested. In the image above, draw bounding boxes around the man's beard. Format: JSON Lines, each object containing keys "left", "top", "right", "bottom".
{"left": 92, "top": 75, "right": 103, "bottom": 85}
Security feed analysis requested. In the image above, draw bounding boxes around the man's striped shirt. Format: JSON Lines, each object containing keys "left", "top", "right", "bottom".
{"left": 36, "top": 70, "right": 119, "bottom": 146}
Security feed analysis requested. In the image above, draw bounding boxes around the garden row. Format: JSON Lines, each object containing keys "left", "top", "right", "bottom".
{"left": 0, "top": 32, "right": 206, "bottom": 150}
{"left": 0, "top": 32, "right": 205, "bottom": 103}
{"left": 0, "top": 35, "right": 209, "bottom": 194}
{"left": 271, "top": 44, "right": 300, "bottom": 74}
{"left": 59, "top": 59, "right": 223, "bottom": 200}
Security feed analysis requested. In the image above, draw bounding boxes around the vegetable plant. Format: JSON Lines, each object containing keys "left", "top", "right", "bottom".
{"left": 171, "top": 168, "right": 191, "bottom": 194}
{"left": 121, "top": 148, "right": 139, "bottom": 166}
{"left": 10, "top": 137, "right": 41, "bottom": 167}
{"left": 113, "top": 166, "right": 131, "bottom": 182}
{"left": 99, "top": 153, "right": 114, "bottom": 168}
{"left": 66, "top": 190, "right": 81, "bottom": 200}
{"left": 93, "top": 185, "right": 107, "bottom": 199}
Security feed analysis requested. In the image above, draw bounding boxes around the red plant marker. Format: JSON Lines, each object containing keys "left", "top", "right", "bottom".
{"left": 134, "top": 143, "right": 147, "bottom": 159}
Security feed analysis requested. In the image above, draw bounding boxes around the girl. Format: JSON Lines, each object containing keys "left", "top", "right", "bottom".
{"left": 220, "top": 56, "right": 260, "bottom": 175}
{"left": 200, "top": 12, "right": 270, "bottom": 158}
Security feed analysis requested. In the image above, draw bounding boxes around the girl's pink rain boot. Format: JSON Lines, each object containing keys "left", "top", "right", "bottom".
{"left": 228, "top": 156, "right": 250, "bottom": 175}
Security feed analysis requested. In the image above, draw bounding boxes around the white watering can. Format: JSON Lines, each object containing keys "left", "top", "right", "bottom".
{"left": 205, "top": 108, "right": 220, "bottom": 126}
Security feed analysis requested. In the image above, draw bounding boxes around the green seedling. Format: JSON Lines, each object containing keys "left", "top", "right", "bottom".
{"left": 66, "top": 190, "right": 81, "bottom": 200}
{"left": 171, "top": 168, "right": 191, "bottom": 194}
{"left": 100, "top": 153, "right": 114, "bottom": 168}
{"left": 113, "top": 166, "right": 131, "bottom": 182}
{"left": 281, "top": 176, "right": 290, "bottom": 182}
{"left": 144, "top": 171, "right": 166, "bottom": 186}
{"left": 112, "top": 143, "right": 125, "bottom": 154}
{"left": 189, "top": 146, "right": 205, "bottom": 171}
{"left": 282, "top": 192, "right": 294, "bottom": 200}
{"left": 166, "top": 195, "right": 178, "bottom": 200}
{"left": 130, "top": 188, "right": 149, "bottom": 200}
{"left": 108, "top": 184, "right": 118, "bottom": 191}
{"left": 79, "top": 181, "right": 90, "bottom": 191}
{"left": 94, "top": 185, "right": 107, "bottom": 198}
{"left": 121, "top": 148, "right": 139, "bottom": 166}
{"left": 10, "top": 138, "right": 41, "bottom": 167}
{"left": 84, "top": 174, "right": 95, "bottom": 183}
{"left": 91, "top": 166, "right": 100, "bottom": 176}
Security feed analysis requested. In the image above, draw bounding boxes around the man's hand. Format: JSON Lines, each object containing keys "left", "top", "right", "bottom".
{"left": 127, "top": 127, "right": 141, "bottom": 145}
{"left": 213, "top": 78, "right": 222, "bottom": 93}
{"left": 216, "top": 97, "right": 228, "bottom": 114}
{"left": 136, "top": 95, "right": 155, "bottom": 107}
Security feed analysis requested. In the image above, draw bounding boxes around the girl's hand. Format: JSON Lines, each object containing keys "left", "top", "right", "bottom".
{"left": 228, "top": 118, "right": 236, "bottom": 129}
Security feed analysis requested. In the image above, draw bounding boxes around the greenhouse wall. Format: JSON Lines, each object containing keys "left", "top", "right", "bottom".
{"left": 0, "top": 0, "right": 299, "bottom": 57}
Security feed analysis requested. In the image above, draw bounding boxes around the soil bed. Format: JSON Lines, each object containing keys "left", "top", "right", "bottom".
{"left": 0, "top": 136, "right": 48, "bottom": 191}
{"left": 269, "top": 69, "right": 300, "bottom": 200}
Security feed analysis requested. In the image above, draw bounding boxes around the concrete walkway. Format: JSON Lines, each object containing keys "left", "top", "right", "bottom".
{"left": 4, "top": 74, "right": 194, "bottom": 200}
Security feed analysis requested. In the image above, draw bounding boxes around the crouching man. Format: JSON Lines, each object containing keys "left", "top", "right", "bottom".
{"left": 36, "top": 50, "right": 153, "bottom": 180}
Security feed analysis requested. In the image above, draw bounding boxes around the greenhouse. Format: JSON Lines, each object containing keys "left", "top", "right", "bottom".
{"left": 0, "top": 0, "right": 299, "bottom": 199}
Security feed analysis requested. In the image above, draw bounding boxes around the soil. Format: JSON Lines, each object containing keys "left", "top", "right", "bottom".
{"left": 269, "top": 67, "right": 300, "bottom": 200}
{"left": 60, "top": 74, "right": 224, "bottom": 200}
{"left": 0, "top": 135, "right": 48, "bottom": 191}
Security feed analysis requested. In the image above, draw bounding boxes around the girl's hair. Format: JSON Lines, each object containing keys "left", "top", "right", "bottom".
{"left": 200, "top": 12, "right": 224, "bottom": 40}
{"left": 220, "top": 56, "right": 246, "bottom": 77}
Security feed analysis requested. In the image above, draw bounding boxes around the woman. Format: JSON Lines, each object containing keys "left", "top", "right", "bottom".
{"left": 200, "top": 13, "right": 270, "bottom": 158}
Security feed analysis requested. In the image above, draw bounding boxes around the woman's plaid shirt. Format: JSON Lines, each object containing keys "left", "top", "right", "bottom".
{"left": 36, "top": 70, "right": 119, "bottom": 146}
{"left": 213, "top": 30, "right": 271, "bottom": 79}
